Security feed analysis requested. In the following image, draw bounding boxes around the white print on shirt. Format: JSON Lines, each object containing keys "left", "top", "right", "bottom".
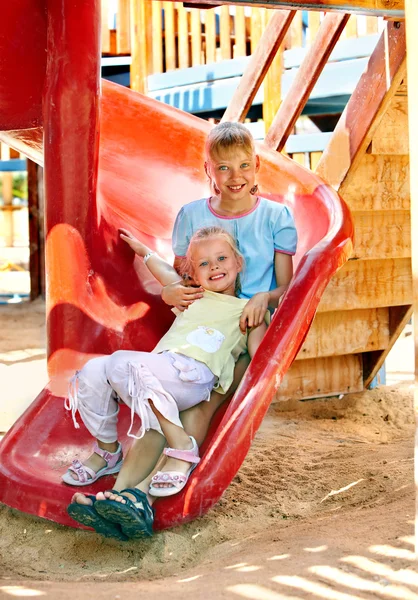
{"left": 186, "top": 326, "right": 225, "bottom": 353}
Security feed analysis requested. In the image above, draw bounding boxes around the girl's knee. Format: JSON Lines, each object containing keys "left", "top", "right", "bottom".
{"left": 78, "top": 355, "right": 108, "bottom": 386}
{"left": 105, "top": 351, "right": 131, "bottom": 387}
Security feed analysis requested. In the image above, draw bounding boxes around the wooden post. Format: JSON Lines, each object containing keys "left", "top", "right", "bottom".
{"left": 27, "top": 159, "right": 44, "bottom": 300}
{"left": 152, "top": 1, "right": 163, "bottom": 72}
{"left": 1, "top": 144, "right": 13, "bottom": 248}
{"left": 164, "top": 1, "right": 176, "bottom": 71}
{"left": 262, "top": 10, "right": 284, "bottom": 133}
{"left": 177, "top": 2, "right": 190, "bottom": 69}
{"left": 404, "top": 0, "right": 418, "bottom": 558}
{"left": 234, "top": 6, "right": 247, "bottom": 57}
{"left": 204, "top": 9, "right": 216, "bottom": 64}
{"left": 220, "top": 6, "right": 231, "bottom": 60}
{"left": 191, "top": 8, "right": 202, "bottom": 66}
{"left": 101, "top": 0, "right": 110, "bottom": 54}
{"left": 130, "top": 0, "right": 148, "bottom": 92}
{"left": 117, "top": 0, "right": 131, "bottom": 55}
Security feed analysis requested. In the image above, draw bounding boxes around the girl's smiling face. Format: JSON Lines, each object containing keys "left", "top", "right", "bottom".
{"left": 190, "top": 235, "right": 243, "bottom": 296}
{"left": 205, "top": 147, "right": 260, "bottom": 204}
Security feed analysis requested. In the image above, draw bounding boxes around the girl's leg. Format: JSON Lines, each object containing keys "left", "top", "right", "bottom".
{"left": 180, "top": 352, "right": 250, "bottom": 443}
{"left": 65, "top": 356, "right": 121, "bottom": 483}
{"left": 151, "top": 352, "right": 250, "bottom": 489}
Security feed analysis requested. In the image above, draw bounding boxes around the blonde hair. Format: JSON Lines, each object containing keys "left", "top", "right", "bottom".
{"left": 205, "top": 122, "right": 255, "bottom": 160}
{"left": 184, "top": 226, "right": 244, "bottom": 294}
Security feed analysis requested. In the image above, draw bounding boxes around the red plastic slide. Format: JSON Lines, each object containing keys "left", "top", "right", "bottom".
{"left": 0, "top": 1, "right": 353, "bottom": 531}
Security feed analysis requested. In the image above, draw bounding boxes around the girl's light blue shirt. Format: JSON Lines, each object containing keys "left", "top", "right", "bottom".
{"left": 172, "top": 197, "right": 297, "bottom": 300}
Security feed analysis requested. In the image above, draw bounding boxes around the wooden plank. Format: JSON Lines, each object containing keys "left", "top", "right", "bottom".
{"left": 307, "top": 10, "right": 321, "bottom": 44}
{"left": 117, "top": 0, "right": 131, "bottom": 55}
{"left": 101, "top": 0, "right": 110, "bottom": 54}
{"left": 220, "top": 6, "right": 231, "bottom": 60}
{"left": 366, "top": 16, "right": 379, "bottom": 33}
{"left": 129, "top": 0, "right": 148, "bottom": 92}
{"left": 222, "top": 10, "right": 294, "bottom": 123}
{"left": 292, "top": 152, "right": 306, "bottom": 166}
{"left": 351, "top": 210, "right": 411, "bottom": 260}
{"left": 297, "top": 307, "right": 389, "bottom": 360}
{"left": 274, "top": 354, "right": 363, "bottom": 402}
{"left": 177, "top": 3, "right": 190, "bottom": 69}
{"left": 369, "top": 96, "right": 409, "bottom": 154}
{"left": 290, "top": 9, "right": 303, "bottom": 48}
{"left": 309, "top": 151, "right": 322, "bottom": 171}
{"left": 1, "top": 144, "right": 13, "bottom": 248}
{"left": 204, "top": 9, "right": 216, "bottom": 64}
{"left": 152, "top": 1, "right": 163, "bottom": 73}
{"left": 363, "top": 304, "right": 412, "bottom": 387}
{"left": 263, "top": 37, "right": 283, "bottom": 132}
{"left": 316, "top": 21, "right": 406, "bottom": 191}
{"left": 317, "top": 257, "right": 413, "bottom": 313}
{"left": 180, "top": 1, "right": 404, "bottom": 19}
{"left": 265, "top": 12, "right": 350, "bottom": 152}
{"left": 341, "top": 154, "right": 410, "bottom": 211}
{"left": 27, "top": 160, "right": 42, "bottom": 300}
{"left": 344, "top": 14, "right": 358, "bottom": 38}
{"left": 191, "top": 9, "right": 202, "bottom": 66}
{"left": 163, "top": 2, "right": 176, "bottom": 71}
{"left": 234, "top": 6, "right": 247, "bottom": 57}
{"left": 250, "top": 7, "right": 262, "bottom": 53}
{"left": 145, "top": 0, "right": 154, "bottom": 76}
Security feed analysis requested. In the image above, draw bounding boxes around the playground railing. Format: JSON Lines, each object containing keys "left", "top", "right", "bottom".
{"left": 101, "top": 0, "right": 381, "bottom": 74}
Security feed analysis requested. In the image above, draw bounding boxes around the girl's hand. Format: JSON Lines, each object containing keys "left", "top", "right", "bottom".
{"left": 119, "top": 228, "right": 149, "bottom": 257}
{"left": 239, "top": 292, "right": 270, "bottom": 333}
{"left": 162, "top": 280, "right": 204, "bottom": 310}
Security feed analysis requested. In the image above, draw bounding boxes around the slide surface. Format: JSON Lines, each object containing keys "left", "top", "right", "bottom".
{"left": 0, "top": 80, "right": 353, "bottom": 530}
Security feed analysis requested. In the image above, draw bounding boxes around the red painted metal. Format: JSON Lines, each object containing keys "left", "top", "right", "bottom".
{"left": 0, "top": 1, "right": 354, "bottom": 531}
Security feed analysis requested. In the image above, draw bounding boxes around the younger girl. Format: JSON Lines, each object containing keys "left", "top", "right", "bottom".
{"left": 63, "top": 226, "right": 266, "bottom": 499}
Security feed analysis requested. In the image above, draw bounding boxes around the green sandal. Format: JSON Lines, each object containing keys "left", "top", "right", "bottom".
{"left": 67, "top": 491, "right": 128, "bottom": 541}
{"left": 94, "top": 488, "right": 154, "bottom": 539}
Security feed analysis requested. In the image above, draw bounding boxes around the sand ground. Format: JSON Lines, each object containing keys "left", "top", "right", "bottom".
{"left": 0, "top": 299, "right": 417, "bottom": 599}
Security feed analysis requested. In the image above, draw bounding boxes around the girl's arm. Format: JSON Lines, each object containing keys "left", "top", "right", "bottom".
{"left": 120, "top": 229, "right": 180, "bottom": 286}
{"left": 239, "top": 252, "right": 293, "bottom": 333}
{"left": 267, "top": 252, "right": 294, "bottom": 308}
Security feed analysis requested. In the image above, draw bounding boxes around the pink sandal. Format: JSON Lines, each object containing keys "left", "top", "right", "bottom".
{"left": 62, "top": 442, "right": 123, "bottom": 486}
{"left": 149, "top": 436, "right": 200, "bottom": 498}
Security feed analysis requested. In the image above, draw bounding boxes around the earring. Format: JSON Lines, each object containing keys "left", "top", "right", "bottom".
{"left": 250, "top": 184, "right": 259, "bottom": 195}
{"left": 213, "top": 182, "right": 221, "bottom": 195}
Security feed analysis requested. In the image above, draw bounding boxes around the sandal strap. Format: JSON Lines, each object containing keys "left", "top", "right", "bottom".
{"left": 163, "top": 436, "right": 200, "bottom": 464}
{"left": 93, "top": 442, "right": 122, "bottom": 468}
{"left": 69, "top": 459, "right": 96, "bottom": 484}
{"left": 113, "top": 488, "right": 154, "bottom": 521}
{"left": 151, "top": 471, "right": 187, "bottom": 488}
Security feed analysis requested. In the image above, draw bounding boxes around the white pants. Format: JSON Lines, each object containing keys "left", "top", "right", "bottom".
{"left": 65, "top": 351, "right": 216, "bottom": 443}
